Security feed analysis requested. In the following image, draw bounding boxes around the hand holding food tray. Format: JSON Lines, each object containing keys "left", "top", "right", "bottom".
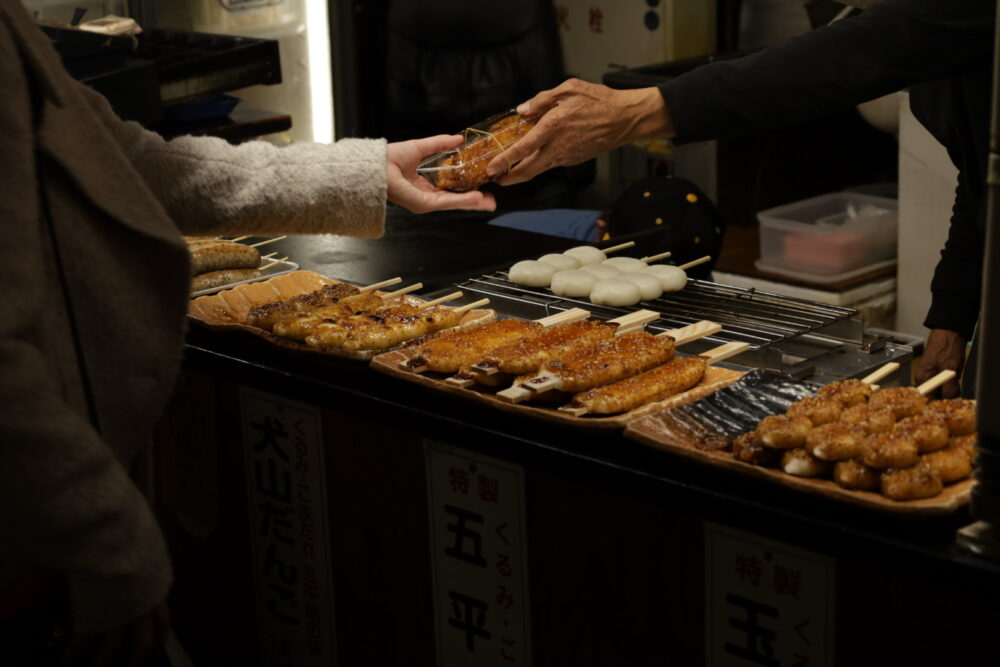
{"left": 624, "top": 367, "right": 977, "bottom": 514}
{"left": 187, "top": 270, "right": 496, "bottom": 360}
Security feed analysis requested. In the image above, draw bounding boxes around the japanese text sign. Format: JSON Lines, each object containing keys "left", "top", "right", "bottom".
{"left": 240, "top": 388, "right": 335, "bottom": 667}
{"left": 705, "top": 523, "right": 834, "bottom": 667}
{"left": 425, "top": 441, "right": 532, "bottom": 667}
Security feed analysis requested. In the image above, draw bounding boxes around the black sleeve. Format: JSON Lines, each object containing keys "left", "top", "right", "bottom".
{"left": 923, "top": 168, "right": 986, "bottom": 339}
{"left": 659, "top": 0, "right": 995, "bottom": 144}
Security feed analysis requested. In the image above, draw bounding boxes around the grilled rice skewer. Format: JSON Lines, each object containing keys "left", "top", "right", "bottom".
{"left": 497, "top": 321, "right": 721, "bottom": 403}
{"left": 455, "top": 310, "right": 660, "bottom": 387}
{"left": 339, "top": 298, "right": 488, "bottom": 351}
{"left": 272, "top": 283, "right": 423, "bottom": 341}
{"left": 246, "top": 277, "right": 401, "bottom": 331}
{"left": 560, "top": 340, "right": 744, "bottom": 416}
{"left": 305, "top": 292, "right": 468, "bottom": 349}
{"left": 402, "top": 308, "right": 590, "bottom": 375}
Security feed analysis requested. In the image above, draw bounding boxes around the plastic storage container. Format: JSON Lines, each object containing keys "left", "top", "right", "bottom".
{"left": 417, "top": 110, "right": 535, "bottom": 192}
{"left": 755, "top": 191, "right": 898, "bottom": 282}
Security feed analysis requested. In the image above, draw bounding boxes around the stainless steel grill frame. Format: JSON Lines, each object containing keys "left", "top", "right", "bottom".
{"left": 455, "top": 272, "right": 910, "bottom": 380}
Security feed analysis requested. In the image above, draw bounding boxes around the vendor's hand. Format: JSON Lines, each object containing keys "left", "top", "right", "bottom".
{"left": 487, "top": 79, "right": 673, "bottom": 186}
{"left": 916, "top": 328, "right": 966, "bottom": 398}
{"left": 387, "top": 135, "right": 496, "bottom": 214}
{"left": 62, "top": 602, "right": 170, "bottom": 667}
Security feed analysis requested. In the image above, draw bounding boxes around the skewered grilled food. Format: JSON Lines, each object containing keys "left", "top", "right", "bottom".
{"left": 338, "top": 307, "right": 465, "bottom": 351}
{"left": 191, "top": 268, "right": 263, "bottom": 292}
{"left": 189, "top": 240, "right": 261, "bottom": 276}
{"left": 754, "top": 415, "right": 812, "bottom": 449}
{"left": 922, "top": 447, "right": 974, "bottom": 484}
{"left": 833, "top": 460, "right": 880, "bottom": 491}
{"left": 474, "top": 320, "right": 619, "bottom": 376}
{"left": 565, "top": 356, "right": 707, "bottom": 415}
{"left": 868, "top": 387, "right": 927, "bottom": 419}
{"left": 247, "top": 282, "right": 361, "bottom": 331}
{"left": 925, "top": 399, "right": 976, "bottom": 436}
{"left": 893, "top": 415, "right": 949, "bottom": 453}
{"left": 272, "top": 293, "right": 387, "bottom": 340}
{"left": 786, "top": 396, "right": 843, "bottom": 425}
{"left": 815, "top": 378, "right": 872, "bottom": 407}
{"left": 305, "top": 303, "right": 428, "bottom": 348}
{"left": 538, "top": 253, "right": 580, "bottom": 271}
{"left": 781, "top": 448, "right": 832, "bottom": 477}
{"left": 407, "top": 319, "right": 542, "bottom": 373}
{"left": 881, "top": 462, "right": 943, "bottom": 500}
{"left": 860, "top": 432, "right": 919, "bottom": 469}
{"left": 530, "top": 331, "right": 674, "bottom": 393}
{"left": 806, "top": 423, "right": 864, "bottom": 461}
{"left": 509, "top": 260, "right": 557, "bottom": 287}
{"left": 839, "top": 404, "right": 895, "bottom": 434}
{"left": 550, "top": 269, "right": 598, "bottom": 297}
{"left": 949, "top": 434, "right": 977, "bottom": 458}
{"left": 732, "top": 432, "right": 781, "bottom": 467}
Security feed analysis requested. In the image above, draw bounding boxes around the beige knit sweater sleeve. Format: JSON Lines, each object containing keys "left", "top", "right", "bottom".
{"left": 79, "top": 84, "right": 388, "bottom": 239}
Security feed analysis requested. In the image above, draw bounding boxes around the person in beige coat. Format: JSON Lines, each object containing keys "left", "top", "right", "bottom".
{"left": 0, "top": 0, "right": 494, "bottom": 664}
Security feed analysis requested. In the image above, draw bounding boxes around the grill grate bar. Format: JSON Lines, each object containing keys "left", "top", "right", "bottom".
{"left": 458, "top": 273, "right": 859, "bottom": 350}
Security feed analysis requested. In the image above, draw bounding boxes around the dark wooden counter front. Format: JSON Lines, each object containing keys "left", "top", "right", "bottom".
{"left": 157, "top": 212, "right": 1000, "bottom": 667}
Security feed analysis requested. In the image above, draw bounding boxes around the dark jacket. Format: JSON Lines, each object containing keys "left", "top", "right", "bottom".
{"left": 659, "top": 0, "right": 995, "bottom": 339}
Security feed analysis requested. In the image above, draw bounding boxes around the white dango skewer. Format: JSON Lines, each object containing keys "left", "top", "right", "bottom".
{"left": 602, "top": 250, "right": 672, "bottom": 274}
{"left": 537, "top": 253, "right": 582, "bottom": 271}
{"left": 620, "top": 272, "right": 664, "bottom": 301}
{"left": 508, "top": 259, "right": 557, "bottom": 287}
{"left": 579, "top": 263, "right": 622, "bottom": 280}
{"left": 550, "top": 269, "right": 598, "bottom": 297}
{"left": 643, "top": 255, "right": 712, "bottom": 292}
{"left": 563, "top": 241, "right": 635, "bottom": 266}
{"left": 589, "top": 278, "right": 642, "bottom": 307}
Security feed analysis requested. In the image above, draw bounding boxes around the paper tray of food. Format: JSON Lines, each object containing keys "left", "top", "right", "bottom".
{"left": 187, "top": 270, "right": 496, "bottom": 361}
{"left": 370, "top": 313, "right": 746, "bottom": 431}
{"left": 624, "top": 369, "right": 976, "bottom": 514}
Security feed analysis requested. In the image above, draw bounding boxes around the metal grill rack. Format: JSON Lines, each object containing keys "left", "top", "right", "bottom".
{"left": 455, "top": 272, "right": 909, "bottom": 381}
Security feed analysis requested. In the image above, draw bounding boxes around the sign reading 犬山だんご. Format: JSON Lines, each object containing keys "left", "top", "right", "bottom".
{"left": 240, "top": 388, "right": 335, "bottom": 667}
{"left": 425, "top": 441, "right": 531, "bottom": 667}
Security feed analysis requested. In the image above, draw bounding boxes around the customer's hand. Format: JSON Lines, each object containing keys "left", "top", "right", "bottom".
{"left": 916, "top": 328, "right": 967, "bottom": 398}
{"left": 62, "top": 602, "right": 171, "bottom": 667}
{"left": 487, "top": 79, "right": 674, "bottom": 186}
{"left": 387, "top": 135, "right": 496, "bottom": 213}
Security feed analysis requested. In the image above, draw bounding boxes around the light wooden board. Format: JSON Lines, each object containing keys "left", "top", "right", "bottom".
{"left": 187, "top": 270, "right": 496, "bottom": 360}
{"left": 370, "top": 346, "right": 745, "bottom": 431}
{"left": 624, "top": 412, "right": 974, "bottom": 515}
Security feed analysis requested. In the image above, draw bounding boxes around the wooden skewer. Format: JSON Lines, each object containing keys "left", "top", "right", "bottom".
{"left": 916, "top": 369, "right": 956, "bottom": 396}
{"left": 860, "top": 362, "right": 900, "bottom": 386}
{"left": 642, "top": 251, "right": 672, "bottom": 263}
{"left": 250, "top": 235, "right": 288, "bottom": 248}
{"left": 558, "top": 341, "right": 751, "bottom": 416}
{"left": 678, "top": 255, "right": 712, "bottom": 271}
{"left": 497, "top": 383, "right": 537, "bottom": 404}
{"left": 383, "top": 282, "right": 423, "bottom": 300}
{"left": 228, "top": 235, "right": 252, "bottom": 242}
{"left": 610, "top": 310, "right": 662, "bottom": 336}
{"left": 602, "top": 241, "right": 636, "bottom": 255}
{"left": 259, "top": 256, "right": 289, "bottom": 271}
{"left": 359, "top": 277, "right": 403, "bottom": 293}
{"left": 536, "top": 308, "right": 591, "bottom": 329}
{"left": 654, "top": 320, "right": 722, "bottom": 346}
{"left": 452, "top": 298, "right": 490, "bottom": 315}
{"left": 415, "top": 291, "right": 464, "bottom": 311}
